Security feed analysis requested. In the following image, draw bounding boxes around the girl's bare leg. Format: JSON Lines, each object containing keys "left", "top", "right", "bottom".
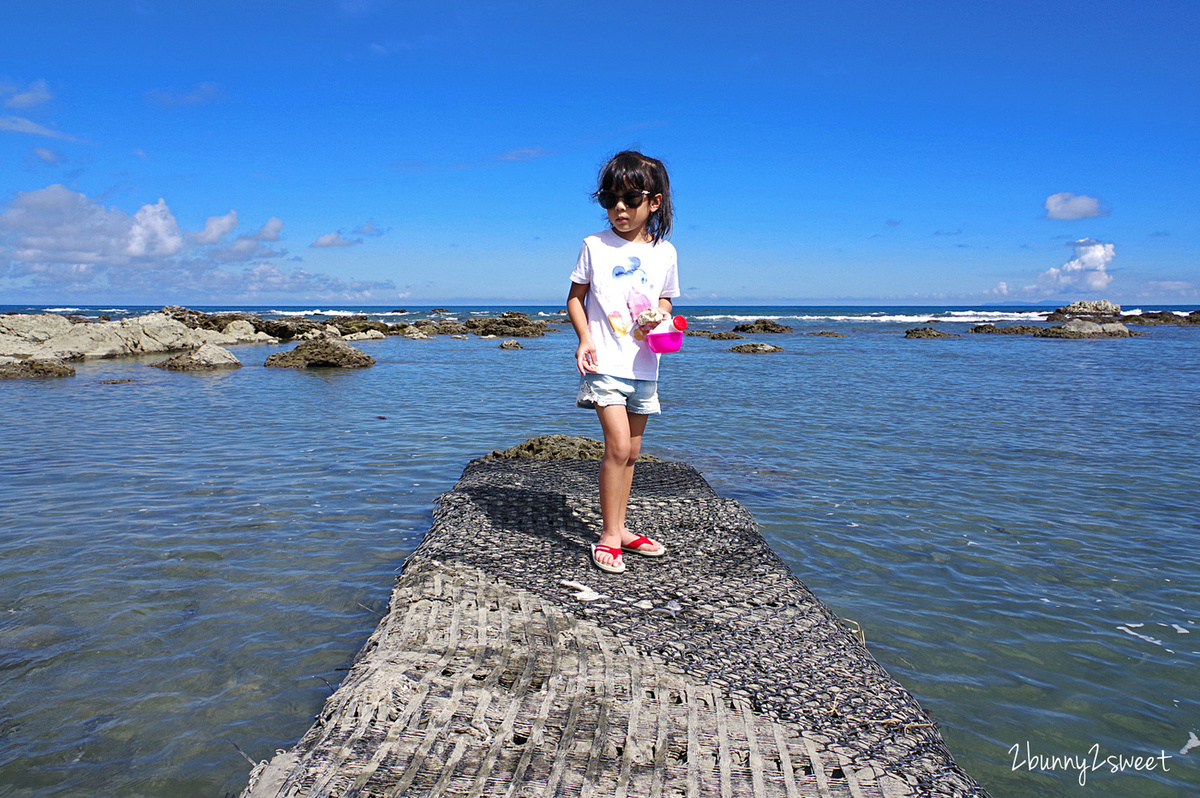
{"left": 595, "top": 405, "right": 662, "bottom": 568}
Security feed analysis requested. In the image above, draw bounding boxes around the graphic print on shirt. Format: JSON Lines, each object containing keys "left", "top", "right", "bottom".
{"left": 607, "top": 256, "right": 653, "bottom": 339}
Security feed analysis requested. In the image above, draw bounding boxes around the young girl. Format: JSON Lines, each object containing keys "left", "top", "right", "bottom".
{"left": 567, "top": 151, "right": 678, "bottom": 574}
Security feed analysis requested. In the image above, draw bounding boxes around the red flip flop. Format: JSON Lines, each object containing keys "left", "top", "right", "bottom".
{"left": 621, "top": 536, "right": 665, "bottom": 557}
{"left": 591, "top": 543, "right": 626, "bottom": 574}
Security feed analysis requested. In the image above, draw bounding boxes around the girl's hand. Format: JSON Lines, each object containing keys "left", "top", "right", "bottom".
{"left": 576, "top": 341, "right": 599, "bottom": 375}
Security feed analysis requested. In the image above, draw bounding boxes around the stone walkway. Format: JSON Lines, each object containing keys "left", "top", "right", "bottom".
{"left": 241, "top": 457, "right": 988, "bottom": 797}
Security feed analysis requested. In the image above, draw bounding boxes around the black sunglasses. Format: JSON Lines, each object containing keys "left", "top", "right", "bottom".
{"left": 597, "top": 189, "right": 651, "bottom": 209}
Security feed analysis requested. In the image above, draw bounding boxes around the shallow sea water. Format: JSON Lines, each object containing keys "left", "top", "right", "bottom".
{"left": 1, "top": 305, "right": 1198, "bottom": 796}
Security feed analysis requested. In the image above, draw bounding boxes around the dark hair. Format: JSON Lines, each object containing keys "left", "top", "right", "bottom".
{"left": 593, "top": 150, "right": 673, "bottom": 244}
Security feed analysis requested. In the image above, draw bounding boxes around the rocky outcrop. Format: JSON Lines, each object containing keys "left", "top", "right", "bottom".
{"left": 464, "top": 312, "right": 549, "bottom": 338}
{"left": 486, "top": 434, "right": 660, "bottom": 462}
{"left": 263, "top": 339, "right": 375, "bottom": 369}
{"left": 728, "top": 342, "right": 785, "bottom": 353}
{"left": 685, "top": 330, "right": 745, "bottom": 340}
{"left": 151, "top": 344, "right": 242, "bottom": 371}
{"left": 498, "top": 339, "right": 523, "bottom": 350}
{"left": 806, "top": 331, "right": 846, "bottom": 338}
{"left": 1, "top": 312, "right": 209, "bottom": 360}
{"left": 732, "top": 319, "right": 793, "bottom": 334}
{"left": 904, "top": 327, "right": 960, "bottom": 339}
{"left": 968, "top": 324, "right": 1042, "bottom": 335}
{"left": 1034, "top": 320, "right": 1134, "bottom": 339}
{"left": 0, "top": 356, "right": 75, "bottom": 379}
{"left": 345, "top": 330, "right": 386, "bottom": 342}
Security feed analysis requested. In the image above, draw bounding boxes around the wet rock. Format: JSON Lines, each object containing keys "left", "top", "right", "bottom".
{"left": 435, "top": 321, "right": 469, "bottom": 335}
{"left": 151, "top": 344, "right": 242, "bottom": 371}
{"left": 0, "top": 312, "right": 208, "bottom": 360}
{"left": 0, "top": 356, "right": 75, "bottom": 379}
{"left": 263, "top": 339, "right": 375, "bottom": 369}
{"left": 732, "top": 319, "right": 793, "bottom": 334}
{"left": 806, "top": 331, "right": 845, "bottom": 337}
{"left": 1034, "top": 320, "right": 1133, "bottom": 339}
{"left": 334, "top": 316, "right": 392, "bottom": 336}
{"left": 728, "top": 342, "right": 785, "bottom": 353}
{"left": 465, "top": 313, "right": 548, "bottom": 337}
{"left": 968, "top": 324, "right": 1042, "bottom": 335}
{"left": 345, "top": 329, "right": 386, "bottom": 341}
{"left": 259, "top": 316, "right": 326, "bottom": 341}
{"left": 486, "top": 434, "right": 660, "bottom": 462}
{"left": 499, "top": 339, "right": 523, "bottom": 350}
{"left": 904, "top": 327, "right": 960, "bottom": 339}
{"left": 1059, "top": 300, "right": 1121, "bottom": 316}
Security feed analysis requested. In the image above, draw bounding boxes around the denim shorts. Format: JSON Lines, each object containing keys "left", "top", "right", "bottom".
{"left": 576, "top": 373, "right": 660, "bottom": 414}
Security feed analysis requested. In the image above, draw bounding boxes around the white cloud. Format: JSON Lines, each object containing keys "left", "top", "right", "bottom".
{"left": 126, "top": 199, "right": 185, "bottom": 258}
{"left": 1044, "top": 192, "right": 1105, "bottom": 220}
{"left": 1, "top": 184, "right": 393, "bottom": 301}
{"left": 311, "top": 232, "right": 361, "bottom": 248}
{"left": 188, "top": 210, "right": 239, "bottom": 245}
{"left": 257, "top": 216, "right": 284, "bottom": 241}
{"left": 984, "top": 281, "right": 1011, "bottom": 297}
{"left": 1138, "top": 280, "right": 1198, "bottom": 297}
{"left": 32, "top": 147, "right": 60, "bottom": 163}
{"left": 1029, "top": 238, "right": 1115, "bottom": 293}
{"left": 0, "top": 116, "right": 77, "bottom": 141}
{"left": 353, "top": 220, "right": 388, "bottom": 237}
{"left": 3, "top": 79, "right": 53, "bottom": 109}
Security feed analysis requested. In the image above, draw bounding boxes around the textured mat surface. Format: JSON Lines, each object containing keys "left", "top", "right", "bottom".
{"left": 242, "top": 458, "right": 988, "bottom": 797}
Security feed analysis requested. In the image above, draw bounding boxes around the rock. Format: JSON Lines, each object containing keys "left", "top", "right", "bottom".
{"left": 400, "top": 326, "right": 432, "bottom": 340}
{"left": 968, "top": 324, "right": 1041, "bottom": 335}
{"left": 731, "top": 319, "right": 793, "bottom": 334}
{"left": 904, "top": 327, "right": 960, "bottom": 339}
{"left": 0, "top": 312, "right": 208, "bottom": 361}
{"left": 728, "top": 342, "right": 785, "bottom": 353}
{"left": 464, "top": 314, "right": 548, "bottom": 338}
{"left": 333, "top": 317, "right": 391, "bottom": 336}
{"left": 452, "top": 335, "right": 468, "bottom": 340}
{"left": 259, "top": 316, "right": 325, "bottom": 341}
{"left": 345, "top": 329, "right": 386, "bottom": 341}
{"left": 263, "top": 339, "right": 375, "bottom": 369}
{"left": 0, "top": 356, "right": 75, "bottom": 379}
{"left": 498, "top": 339, "right": 523, "bottom": 350}
{"left": 431, "top": 308, "right": 449, "bottom": 313}
{"left": 1033, "top": 320, "right": 1133, "bottom": 339}
{"left": 1058, "top": 300, "right": 1121, "bottom": 316}
{"left": 486, "top": 434, "right": 659, "bottom": 462}
{"left": 151, "top": 343, "right": 242, "bottom": 371}
{"left": 435, "top": 321, "right": 469, "bottom": 335}
{"left": 806, "top": 331, "right": 845, "bottom": 337}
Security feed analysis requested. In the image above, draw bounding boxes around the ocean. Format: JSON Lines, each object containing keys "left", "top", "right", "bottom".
{"left": 1, "top": 304, "right": 1197, "bottom": 797}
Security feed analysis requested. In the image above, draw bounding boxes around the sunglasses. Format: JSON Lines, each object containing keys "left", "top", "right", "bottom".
{"left": 597, "top": 189, "right": 652, "bottom": 209}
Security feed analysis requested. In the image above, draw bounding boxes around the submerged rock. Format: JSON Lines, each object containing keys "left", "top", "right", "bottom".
{"left": 968, "top": 324, "right": 1042, "bottom": 335}
{"left": 806, "top": 331, "right": 846, "bottom": 337}
{"left": 498, "top": 339, "right": 523, "bottom": 350}
{"left": 1034, "top": 320, "right": 1133, "bottom": 339}
{"left": 728, "top": 342, "right": 785, "bottom": 353}
{"left": 464, "top": 313, "right": 549, "bottom": 338}
{"left": 732, "top": 319, "right": 793, "bottom": 334}
{"left": 151, "top": 344, "right": 242, "bottom": 371}
{"left": 904, "top": 327, "right": 960, "bottom": 339}
{"left": 263, "top": 339, "right": 375, "bottom": 369}
{"left": 0, "top": 356, "right": 75, "bottom": 379}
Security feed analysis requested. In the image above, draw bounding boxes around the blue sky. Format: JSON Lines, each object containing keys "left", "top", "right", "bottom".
{"left": 1, "top": 0, "right": 1196, "bottom": 307}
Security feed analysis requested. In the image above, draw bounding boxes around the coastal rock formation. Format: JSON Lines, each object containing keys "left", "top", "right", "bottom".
{"left": 732, "top": 319, "right": 793, "bottom": 334}
{"left": 728, "top": 342, "right": 785, "bottom": 353}
{"left": 904, "top": 327, "right": 960, "bottom": 339}
{"left": 465, "top": 312, "right": 549, "bottom": 338}
{"left": 263, "top": 339, "right": 375, "bottom": 369}
{"left": 434, "top": 321, "right": 468, "bottom": 335}
{"left": 151, "top": 344, "right": 242, "bottom": 371}
{"left": 806, "top": 331, "right": 846, "bottom": 337}
{"left": 486, "top": 434, "right": 660, "bottom": 462}
{"left": 685, "top": 330, "right": 745, "bottom": 340}
{"left": 498, "top": 339, "right": 523, "bottom": 350}
{"left": 1034, "top": 320, "right": 1133, "bottom": 339}
{"left": 0, "top": 312, "right": 210, "bottom": 361}
{"left": 1060, "top": 300, "right": 1121, "bottom": 316}
{"left": 968, "top": 324, "right": 1042, "bottom": 335}
{"left": 0, "top": 356, "right": 75, "bottom": 379}
{"left": 345, "top": 329, "right": 386, "bottom": 341}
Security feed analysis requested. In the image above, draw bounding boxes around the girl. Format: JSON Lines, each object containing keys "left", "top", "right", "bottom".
{"left": 566, "top": 151, "right": 678, "bottom": 574}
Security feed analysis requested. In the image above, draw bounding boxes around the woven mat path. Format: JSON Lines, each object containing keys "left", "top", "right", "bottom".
{"left": 242, "top": 458, "right": 988, "bottom": 798}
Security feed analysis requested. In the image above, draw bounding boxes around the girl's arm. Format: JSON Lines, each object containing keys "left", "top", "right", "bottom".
{"left": 567, "top": 281, "right": 598, "bottom": 375}
{"left": 658, "top": 297, "right": 673, "bottom": 315}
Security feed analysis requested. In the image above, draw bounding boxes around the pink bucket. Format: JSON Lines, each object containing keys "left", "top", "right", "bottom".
{"left": 647, "top": 329, "right": 683, "bottom": 353}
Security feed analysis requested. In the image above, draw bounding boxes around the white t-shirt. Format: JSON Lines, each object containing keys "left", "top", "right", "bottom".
{"left": 570, "top": 228, "right": 680, "bottom": 381}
